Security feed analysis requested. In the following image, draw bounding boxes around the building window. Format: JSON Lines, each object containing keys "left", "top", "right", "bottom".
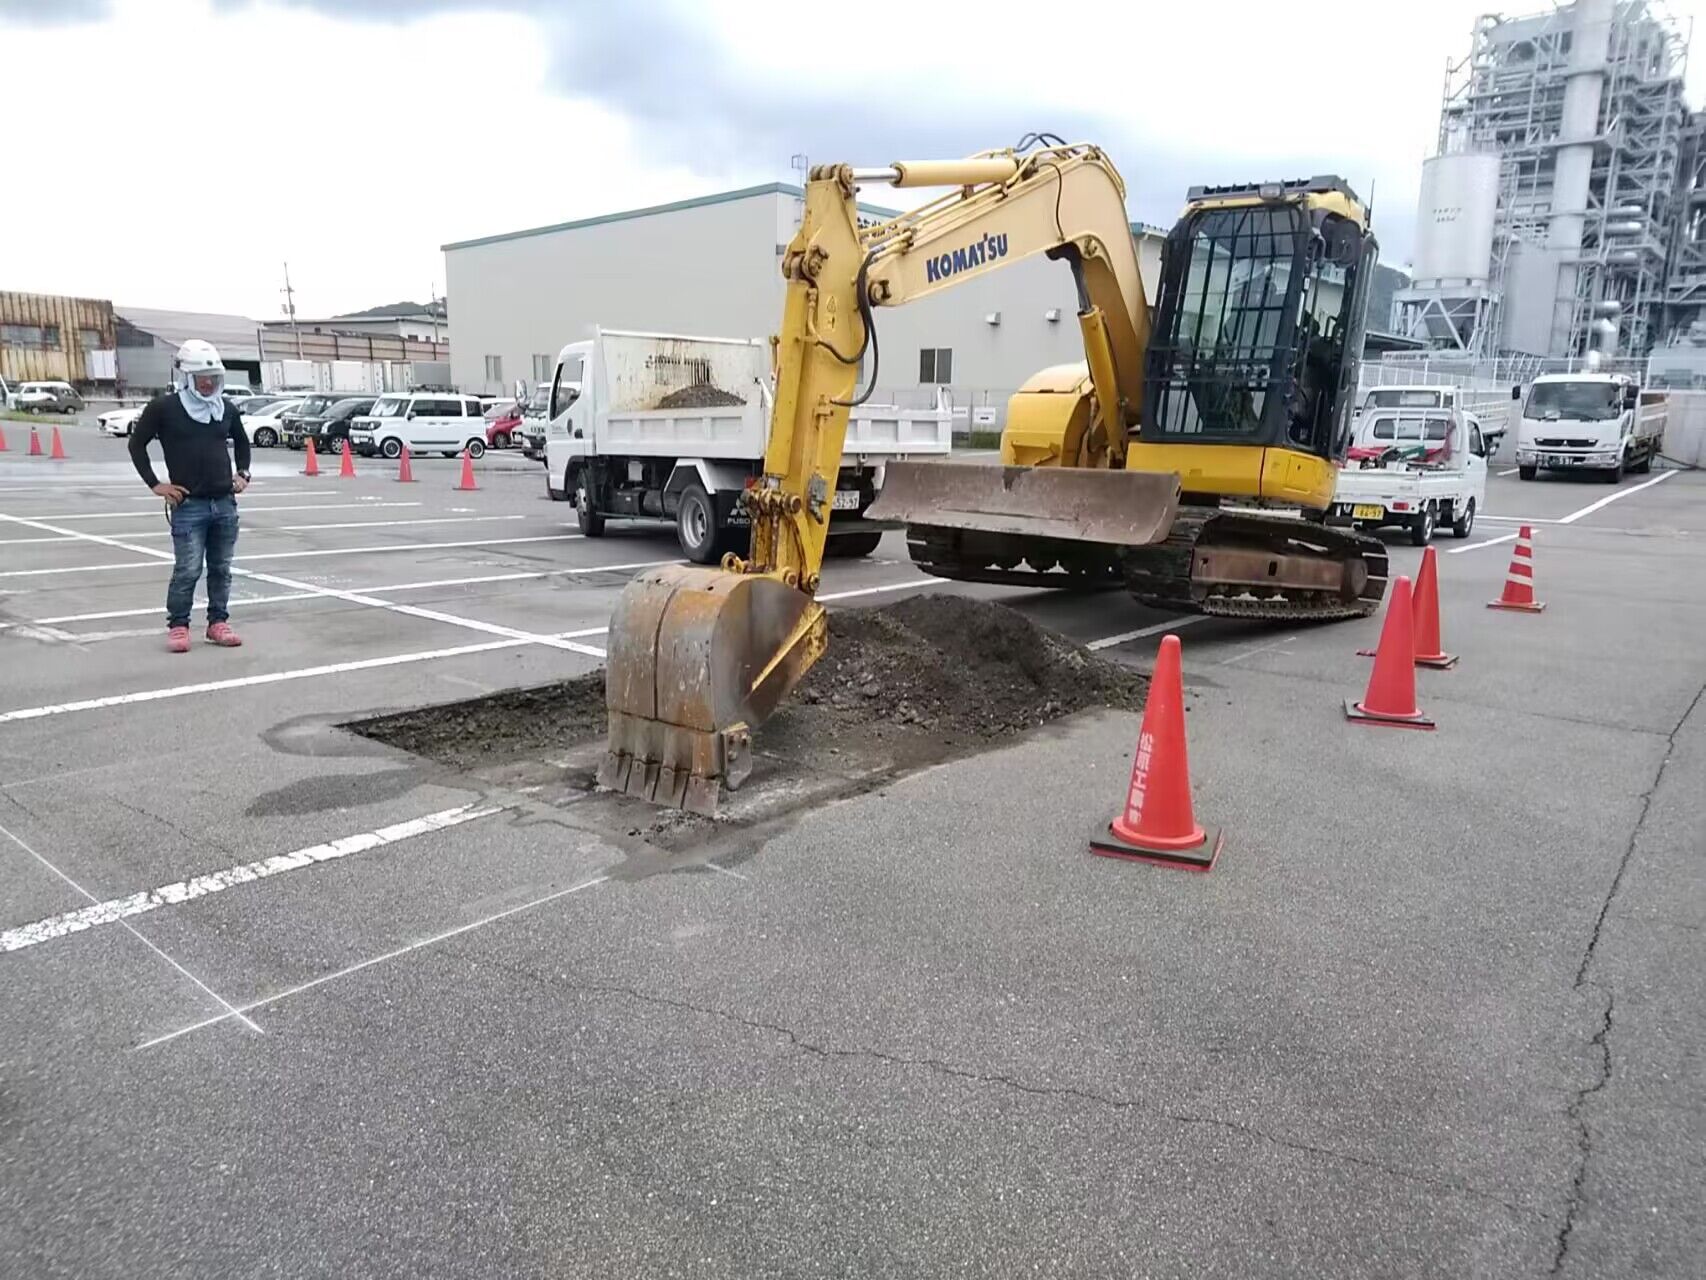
{"left": 0, "top": 324, "right": 60, "bottom": 349}
{"left": 919, "top": 347, "right": 953, "bottom": 384}
{"left": 484, "top": 354, "right": 503, "bottom": 382}
{"left": 532, "top": 353, "right": 553, "bottom": 383}
{"left": 78, "top": 327, "right": 103, "bottom": 349}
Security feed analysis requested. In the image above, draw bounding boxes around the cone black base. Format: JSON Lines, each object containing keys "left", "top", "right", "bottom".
{"left": 1091, "top": 823, "right": 1223, "bottom": 871}
{"left": 1343, "top": 698, "right": 1436, "bottom": 730}
{"left": 1487, "top": 599, "right": 1546, "bottom": 613}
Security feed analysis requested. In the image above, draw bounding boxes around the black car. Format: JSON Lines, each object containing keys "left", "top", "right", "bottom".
{"left": 282, "top": 396, "right": 376, "bottom": 451}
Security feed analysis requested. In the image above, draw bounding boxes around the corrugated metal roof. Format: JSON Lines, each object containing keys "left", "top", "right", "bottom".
{"left": 114, "top": 306, "right": 264, "bottom": 361}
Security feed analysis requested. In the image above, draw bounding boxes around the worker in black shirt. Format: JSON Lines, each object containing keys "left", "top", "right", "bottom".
{"left": 129, "top": 340, "right": 252, "bottom": 653}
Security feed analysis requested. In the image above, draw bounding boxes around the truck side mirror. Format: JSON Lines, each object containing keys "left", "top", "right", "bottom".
{"left": 1511, "top": 385, "right": 1522, "bottom": 400}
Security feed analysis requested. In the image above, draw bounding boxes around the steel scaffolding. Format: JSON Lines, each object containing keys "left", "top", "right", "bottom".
{"left": 1435, "top": 1, "right": 1689, "bottom": 358}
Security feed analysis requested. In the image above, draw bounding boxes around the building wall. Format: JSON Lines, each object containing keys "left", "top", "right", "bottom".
{"left": 443, "top": 188, "right": 1166, "bottom": 420}
{"left": 0, "top": 290, "right": 116, "bottom": 385}
{"left": 445, "top": 191, "right": 786, "bottom": 397}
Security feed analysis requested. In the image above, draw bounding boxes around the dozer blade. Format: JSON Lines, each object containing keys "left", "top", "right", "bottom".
{"left": 866, "top": 461, "right": 1182, "bottom": 545}
{"left": 599, "top": 564, "right": 827, "bottom": 816}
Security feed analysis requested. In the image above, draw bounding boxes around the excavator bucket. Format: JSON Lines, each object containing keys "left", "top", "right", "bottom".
{"left": 866, "top": 461, "right": 1182, "bottom": 545}
{"left": 599, "top": 564, "right": 827, "bottom": 816}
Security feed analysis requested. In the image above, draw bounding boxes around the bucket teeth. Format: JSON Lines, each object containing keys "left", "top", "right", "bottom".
{"left": 597, "top": 712, "right": 751, "bottom": 818}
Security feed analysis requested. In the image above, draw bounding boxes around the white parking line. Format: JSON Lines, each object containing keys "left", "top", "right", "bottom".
{"left": 41, "top": 502, "right": 424, "bottom": 520}
{"left": 0, "top": 816, "right": 261, "bottom": 1035}
{"left": 25, "top": 560, "right": 681, "bottom": 628}
{"left": 0, "top": 532, "right": 584, "bottom": 577}
{"left": 270, "top": 514, "right": 527, "bottom": 531}
{"left": 1087, "top": 615, "right": 1205, "bottom": 651}
{"left": 135, "top": 873, "right": 611, "bottom": 1050}
{"left": 816, "top": 578, "right": 936, "bottom": 602}
{"left": 0, "top": 804, "right": 501, "bottom": 953}
{"left": 1446, "top": 532, "right": 1518, "bottom": 555}
{"left": 1558, "top": 468, "right": 1676, "bottom": 522}
{"left": 1497, "top": 468, "right": 1519, "bottom": 477}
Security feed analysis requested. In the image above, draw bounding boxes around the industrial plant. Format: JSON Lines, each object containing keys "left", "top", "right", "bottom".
{"left": 1396, "top": 0, "right": 1706, "bottom": 378}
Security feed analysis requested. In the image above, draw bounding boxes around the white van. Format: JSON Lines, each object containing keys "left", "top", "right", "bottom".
{"left": 347, "top": 391, "right": 489, "bottom": 459}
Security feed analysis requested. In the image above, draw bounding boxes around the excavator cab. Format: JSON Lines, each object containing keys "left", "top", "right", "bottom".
{"left": 1139, "top": 177, "right": 1377, "bottom": 505}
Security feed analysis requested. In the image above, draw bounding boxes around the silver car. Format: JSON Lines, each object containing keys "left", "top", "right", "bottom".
{"left": 13, "top": 381, "right": 84, "bottom": 414}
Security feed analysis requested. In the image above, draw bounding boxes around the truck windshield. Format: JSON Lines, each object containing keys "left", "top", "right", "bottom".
{"left": 1526, "top": 381, "right": 1622, "bottom": 422}
{"left": 1369, "top": 415, "right": 1449, "bottom": 442}
{"left": 370, "top": 396, "right": 409, "bottom": 418}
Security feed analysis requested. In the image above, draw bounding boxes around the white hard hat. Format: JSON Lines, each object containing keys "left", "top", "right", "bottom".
{"left": 174, "top": 339, "right": 224, "bottom": 376}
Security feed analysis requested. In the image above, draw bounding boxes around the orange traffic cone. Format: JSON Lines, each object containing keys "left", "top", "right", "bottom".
{"left": 338, "top": 439, "right": 356, "bottom": 478}
{"left": 455, "top": 448, "right": 478, "bottom": 491}
{"left": 0, "top": 422, "right": 9, "bottom": 452}
{"left": 1090, "top": 633, "right": 1223, "bottom": 870}
{"left": 1359, "top": 545, "right": 1457, "bottom": 669}
{"left": 396, "top": 444, "right": 416, "bottom": 483}
{"left": 48, "top": 426, "right": 66, "bottom": 459}
{"left": 1346, "top": 575, "right": 1435, "bottom": 729}
{"left": 1487, "top": 525, "right": 1546, "bottom": 612}
{"left": 28, "top": 427, "right": 43, "bottom": 456}
{"left": 301, "top": 438, "right": 320, "bottom": 476}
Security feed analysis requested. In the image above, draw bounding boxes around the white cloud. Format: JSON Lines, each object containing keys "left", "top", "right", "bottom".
{"left": 4, "top": 0, "right": 1704, "bottom": 314}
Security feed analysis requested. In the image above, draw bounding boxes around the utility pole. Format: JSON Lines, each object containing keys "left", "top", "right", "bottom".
{"left": 280, "top": 261, "right": 301, "bottom": 358}
{"left": 428, "top": 281, "right": 441, "bottom": 347}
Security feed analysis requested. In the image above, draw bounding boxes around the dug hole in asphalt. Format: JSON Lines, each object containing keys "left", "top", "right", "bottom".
{"left": 0, "top": 430, "right": 1703, "bottom": 1277}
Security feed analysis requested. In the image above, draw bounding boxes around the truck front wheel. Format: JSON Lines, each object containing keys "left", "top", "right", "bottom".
{"left": 572, "top": 467, "right": 605, "bottom": 536}
{"left": 676, "top": 482, "right": 720, "bottom": 563}
{"left": 1518, "top": 464, "right": 1538, "bottom": 481}
{"left": 1631, "top": 444, "right": 1653, "bottom": 475}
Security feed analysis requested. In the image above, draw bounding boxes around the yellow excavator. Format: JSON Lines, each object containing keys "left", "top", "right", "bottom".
{"left": 599, "top": 141, "right": 1387, "bottom": 814}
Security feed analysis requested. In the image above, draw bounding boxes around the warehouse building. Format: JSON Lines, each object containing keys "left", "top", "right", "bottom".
{"left": 0, "top": 291, "right": 116, "bottom": 389}
{"left": 443, "top": 183, "right": 1169, "bottom": 427}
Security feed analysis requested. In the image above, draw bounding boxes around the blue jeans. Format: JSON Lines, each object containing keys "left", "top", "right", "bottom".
{"left": 167, "top": 495, "right": 239, "bottom": 629}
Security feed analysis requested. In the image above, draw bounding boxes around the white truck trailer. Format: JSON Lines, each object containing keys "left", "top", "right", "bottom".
{"left": 543, "top": 330, "right": 953, "bottom": 562}
{"left": 1328, "top": 405, "right": 1489, "bottom": 544}
{"left": 1512, "top": 372, "right": 1664, "bottom": 482}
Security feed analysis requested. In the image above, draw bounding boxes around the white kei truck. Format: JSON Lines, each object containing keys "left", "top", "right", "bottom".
{"left": 543, "top": 330, "right": 954, "bottom": 562}
{"left": 1512, "top": 372, "right": 1665, "bottom": 482}
{"left": 1327, "top": 403, "right": 1489, "bottom": 545}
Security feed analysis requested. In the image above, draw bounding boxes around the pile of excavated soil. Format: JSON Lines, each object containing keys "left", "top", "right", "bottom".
{"left": 793, "top": 594, "right": 1146, "bottom": 737}
{"left": 656, "top": 384, "right": 746, "bottom": 409}
{"left": 344, "top": 597, "right": 1146, "bottom": 771}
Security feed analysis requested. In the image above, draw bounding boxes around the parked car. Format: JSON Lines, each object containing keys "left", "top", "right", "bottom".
{"left": 98, "top": 405, "right": 146, "bottom": 436}
{"left": 242, "top": 398, "right": 304, "bottom": 448}
{"left": 283, "top": 396, "right": 375, "bottom": 452}
{"left": 12, "top": 381, "right": 84, "bottom": 414}
{"left": 347, "top": 391, "right": 490, "bottom": 459}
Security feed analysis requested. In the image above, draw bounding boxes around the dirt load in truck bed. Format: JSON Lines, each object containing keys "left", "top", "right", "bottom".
{"left": 655, "top": 384, "right": 746, "bottom": 409}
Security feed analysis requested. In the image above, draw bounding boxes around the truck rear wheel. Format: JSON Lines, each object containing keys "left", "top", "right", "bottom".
{"left": 1451, "top": 498, "right": 1475, "bottom": 539}
{"left": 572, "top": 468, "right": 605, "bottom": 536}
{"left": 1409, "top": 505, "right": 1436, "bottom": 546}
{"left": 826, "top": 531, "right": 883, "bottom": 558}
{"left": 676, "top": 482, "right": 720, "bottom": 563}
{"left": 1518, "top": 464, "right": 1538, "bottom": 481}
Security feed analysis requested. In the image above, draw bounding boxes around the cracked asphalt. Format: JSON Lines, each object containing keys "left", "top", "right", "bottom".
{"left": 1, "top": 437, "right": 1703, "bottom": 1277}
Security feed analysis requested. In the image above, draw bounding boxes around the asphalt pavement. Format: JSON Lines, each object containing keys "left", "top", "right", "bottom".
{"left": 0, "top": 427, "right": 1702, "bottom": 1277}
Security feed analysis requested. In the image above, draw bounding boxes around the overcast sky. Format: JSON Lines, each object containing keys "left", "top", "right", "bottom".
{"left": 3, "top": 0, "right": 1704, "bottom": 320}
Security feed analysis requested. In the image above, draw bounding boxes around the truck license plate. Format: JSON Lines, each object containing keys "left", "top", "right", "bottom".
{"left": 833, "top": 489, "right": 862, "bottom": 511}
{"left": 1351, "top": 504, "right": 1384, "bottom": 520}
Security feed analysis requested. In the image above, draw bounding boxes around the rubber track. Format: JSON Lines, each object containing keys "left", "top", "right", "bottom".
{"left": 904, "top": 508, "right": 1389, "bottom": 622}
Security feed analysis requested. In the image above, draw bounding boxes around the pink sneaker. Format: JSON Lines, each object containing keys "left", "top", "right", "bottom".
{"left": 205, "top": 622, "right": 242, "bottom": 647}
{"left": 167, "top": 626, "right": 190, "bottom": 654}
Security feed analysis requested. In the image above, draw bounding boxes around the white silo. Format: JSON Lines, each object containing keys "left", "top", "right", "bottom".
{"left": 1394, "top": 152, "right": 1502, "bottom": 352}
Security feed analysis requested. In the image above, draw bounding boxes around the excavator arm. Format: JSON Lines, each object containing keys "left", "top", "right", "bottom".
{"left": 600, "top": 143, "right": 1179, "bottom": 814}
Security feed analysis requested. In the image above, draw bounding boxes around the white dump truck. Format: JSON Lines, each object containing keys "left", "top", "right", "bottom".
{"left": 543, "top": 329, "right": 954, "bottom": 562}
{"left": 1512, "top": 372, "right": 1664, "bottom": 482}
{"left": 1328, "top": 404, "right": 1489, "bottom": 544}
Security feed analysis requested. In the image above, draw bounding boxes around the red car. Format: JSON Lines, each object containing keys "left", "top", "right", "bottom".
{"left": 484, "top": 403, "right": 524, "bottom": 449}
